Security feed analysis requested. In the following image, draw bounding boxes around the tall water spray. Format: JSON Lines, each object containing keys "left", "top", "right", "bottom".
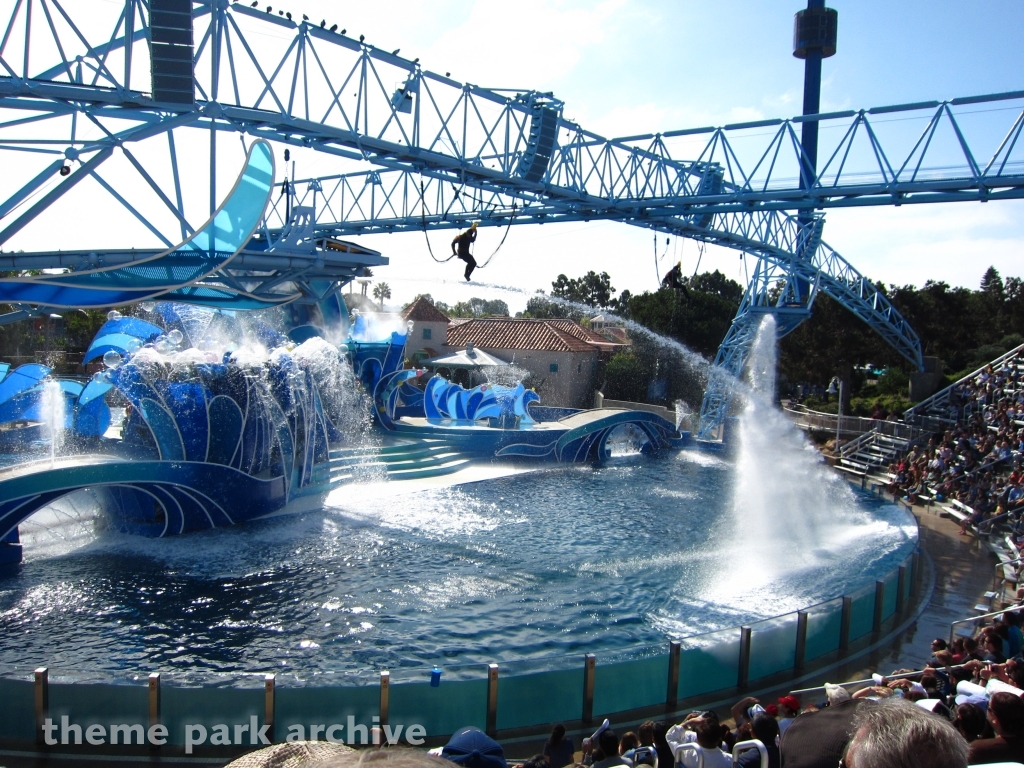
{"left": 41, "top": 379, "right": 65, "bottom": 465}
{"left": 708, "top": 314, "right": 912, "bottom": 608}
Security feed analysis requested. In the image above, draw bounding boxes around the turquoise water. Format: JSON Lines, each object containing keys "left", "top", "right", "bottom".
{"left": 0, "top": 448, "right": 916, "bottom": 685}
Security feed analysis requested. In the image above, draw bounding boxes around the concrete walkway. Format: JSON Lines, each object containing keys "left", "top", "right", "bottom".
{"left": 827, "top": 496, "right": 999, "bottom": 682}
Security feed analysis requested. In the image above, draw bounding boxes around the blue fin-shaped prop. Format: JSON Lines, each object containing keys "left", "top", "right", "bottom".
{"left": 0, "top": 141, "right": 274, "bottom": 308}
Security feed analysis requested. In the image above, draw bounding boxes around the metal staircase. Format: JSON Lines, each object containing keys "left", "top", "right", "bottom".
{"left": 838, "top": 429, "right": 914, "bottom": 474}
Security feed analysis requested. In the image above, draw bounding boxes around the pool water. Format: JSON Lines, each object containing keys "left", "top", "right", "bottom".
{"left": 0, "top": 448, "right": 916, "bottom": 685}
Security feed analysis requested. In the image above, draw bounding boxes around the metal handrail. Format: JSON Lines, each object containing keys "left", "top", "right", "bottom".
{"left": 950, "top": 604, "right": 1023, "bottom": 644}
{"left": 904, "top": 342, "right": 1024, "bottom": 423}
{"left": 994, "top": 557, "right": 1024, "bottom": 592}
{"left": 674, "top": 743, "right": 705, "bottom": 768}
{"left": 790, "top": 663, "right": 976, "bottom": 696}
{"left": 733, "top": 740, "right": 768, "bottom": 768}
{"left": 785, "top": 406, "right": 923, "bottom": 439}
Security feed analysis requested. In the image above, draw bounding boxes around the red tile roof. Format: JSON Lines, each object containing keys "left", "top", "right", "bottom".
{"left": 402, "top": 297, "right": 450, "bottom": 323}
{"left": 544, "top": 319, "right": 615, "bottom": 345}
{"left": 445, "top": 318, "right": 602, "bottom": 353}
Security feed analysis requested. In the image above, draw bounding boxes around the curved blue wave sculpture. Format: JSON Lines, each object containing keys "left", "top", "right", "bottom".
{"left": 372, "top": 365, "right": 686, "bottom": 464}
{"left": 0, "top": 305, "right": 686, "bottom": 568}
{"left": 0, "top": 140, "right": 274, "bottom": 308}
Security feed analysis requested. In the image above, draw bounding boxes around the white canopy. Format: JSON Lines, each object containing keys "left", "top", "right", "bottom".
{"left": 421, "top": 344, "right": 510, "bottom": 369}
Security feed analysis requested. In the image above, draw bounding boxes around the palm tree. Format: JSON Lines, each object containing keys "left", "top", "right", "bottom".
{"left": 372, "top": 281, "right": 391, "bottom": 310}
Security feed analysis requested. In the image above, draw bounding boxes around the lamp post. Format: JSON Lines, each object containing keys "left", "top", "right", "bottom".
{"left": 827, "top": 377, "right": 843, "bottom": 449}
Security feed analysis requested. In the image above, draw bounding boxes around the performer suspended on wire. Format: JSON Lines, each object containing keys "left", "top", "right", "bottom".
{"left": 452, "top": 222, "right": 478, "bottom": 281}
{"left": 662, "top": 261, "right": 683, "bottom": 290}
{"left": 661, "top": 261, "right": 691, "bottom": 297}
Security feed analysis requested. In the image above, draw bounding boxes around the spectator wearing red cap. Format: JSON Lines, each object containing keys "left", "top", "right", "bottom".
{"left": 777, "top": 696, "right": 800, "bottom": 736}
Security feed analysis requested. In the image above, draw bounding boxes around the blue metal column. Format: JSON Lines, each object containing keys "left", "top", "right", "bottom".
{"left": 794, "top": 0, "right": 837, "bottom": 201}
{"left": 696, "top": 3, "right": 838, "bottom": 441}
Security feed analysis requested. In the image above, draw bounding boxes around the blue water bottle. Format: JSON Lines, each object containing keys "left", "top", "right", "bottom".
{"left": 430, "top": 666, "right": 442, "bottom": 687}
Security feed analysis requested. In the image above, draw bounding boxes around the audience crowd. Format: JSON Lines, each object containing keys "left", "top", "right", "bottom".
{"left": 887, "top": 357, "right": 1024, "bottom": 542}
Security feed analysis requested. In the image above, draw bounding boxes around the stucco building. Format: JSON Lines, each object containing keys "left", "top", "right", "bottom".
{"left": 401, "top": 297, "right": 452, "bottom": 363}
{"left": 444, "top": 318, "right": 619, "bottom": 408}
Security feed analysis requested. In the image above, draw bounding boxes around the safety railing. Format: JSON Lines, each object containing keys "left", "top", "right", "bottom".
{"left": 789, "top": 663, "right": 974, "bottom": 697}
{"left": 675, "top": 741, "right": 768, "bottom": 768}
{"left": 0, "top": 545, "right": 919, "bottom": 749}
{"left": 949, "top": 604, "right": 1024, "bottom": 645}
{"left": 903, "top": 342, "right": 1024, "bottom": 426}
{"left": 783, "top": 406, "right": 927, "bottom": 441}
{"left": 993, "top": 557, "right": 1024, "bottom": 593}
{"left": 733, "top": 740, "right": 768, "bottom": 768}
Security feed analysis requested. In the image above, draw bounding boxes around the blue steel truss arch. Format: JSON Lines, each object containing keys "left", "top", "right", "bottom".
{"left": 0, "top": 1, "right": 1022, "bottom": 438}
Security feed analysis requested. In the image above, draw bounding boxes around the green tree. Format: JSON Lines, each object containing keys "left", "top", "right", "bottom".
{"left": 875, "top": 367, "right": 910, "bottom": 397}
{"left": 778, "top": 291, "right": 897, "bottom": 385}
{"left": 519, "top": 294, "right": 579, "bottom": 320}
{"left": 445, "top": 297, "right": 509, "bottom": 317}
{"left": 626, "top": 281, "right": 741, "bottom": 359}
{"left": 551, "top": 271, "right": 615, "bottom": 308}
{"left": 683, "top": 270, "right": 744, "bottom": 303}
{"left": 604, "top": 353, "right": 649, "bottom": 402}
{"left": 372, "top": 282, "right": 391, "bottom": 309}
{"left": 63, "top": 309, "right": 108, "bottom": 352}
{"left": 981, "top": 266, "right": 1004, "bottom": 300}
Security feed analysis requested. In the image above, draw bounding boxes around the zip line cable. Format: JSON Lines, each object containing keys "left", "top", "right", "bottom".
{"left": 420, "top": 180, "right": 456, "bottom": 263}
{"left": 692, "top": 240, "right": 706, "bottom": 278}
{"left": 653, "top": 234, "right": 671, "bottom": 284}
{"left": 653, "top": 232, "right": 660, "bottom": 283}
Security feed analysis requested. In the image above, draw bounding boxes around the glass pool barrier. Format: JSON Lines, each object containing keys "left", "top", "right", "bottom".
{"left": 0, "top": 550, "right": 919, "bottom": 747}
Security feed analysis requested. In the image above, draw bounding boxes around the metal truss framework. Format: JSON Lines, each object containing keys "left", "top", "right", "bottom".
{"left": 1, "top": 1, "right": 1023, "bottom": 438}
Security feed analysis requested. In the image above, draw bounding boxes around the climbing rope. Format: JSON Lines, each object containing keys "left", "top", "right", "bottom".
{"left": 653, "top": 234, "right": 670, "bottom": 284}
{"left": 691, "top": 240, "right": 706, "bottom": 278}
{"left": 473, "top": 201, "right": 518, "bottom": 270}
{"left": 418, "top": 181, "right": 519, "bottom": 269}
{"left": 420, "top": 181, "right": 457, "bottom": 263}
{"left": 653, "top": 232, "right": 660, "bottom": 284}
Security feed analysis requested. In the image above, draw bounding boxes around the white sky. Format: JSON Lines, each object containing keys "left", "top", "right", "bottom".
{"left": 4, "top": 0, "right": 1023, "bottom": 315}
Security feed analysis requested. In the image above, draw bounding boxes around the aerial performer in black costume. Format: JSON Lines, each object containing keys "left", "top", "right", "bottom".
{"left": 662, "top": 261, "right": 683, "bottom": 290}
{"left": 452, "top": 222, "right": 478, "bottom": 281}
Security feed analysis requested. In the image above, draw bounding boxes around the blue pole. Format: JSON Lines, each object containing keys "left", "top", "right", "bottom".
{"left": 791, "top": 0, "right": 837, "bottom": 310}
{"left": 799, "top": 0, "right": 825, "bottom": 198}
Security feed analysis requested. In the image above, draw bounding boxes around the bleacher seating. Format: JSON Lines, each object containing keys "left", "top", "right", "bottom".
{"left": 861, "top": 344, "right": 1024, "bottom": 600}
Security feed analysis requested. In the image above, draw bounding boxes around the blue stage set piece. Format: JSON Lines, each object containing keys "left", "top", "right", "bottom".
{"left": 0, "top": 141, "right": 275, "bottom": 309}
{"left": 0, "top": 305, "right": 687, "bottom": 566}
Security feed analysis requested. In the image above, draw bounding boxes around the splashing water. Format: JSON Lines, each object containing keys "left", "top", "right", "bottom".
{"left": 481, "top": 364, "right": 532, "bottom": 388}
{"left": 674, "top": 399, "right": 692, "bottom": 431}
{"left": 170, "top": 303, "right": 216, "bottom": 347}
{"left": 705, "top": 315, "right": 915, "bottom": 608}
{"left": 41, "top": 379, "right": 65, "bottom": 465}
{"left": 291, "top": 336, "right": 376, "bottom": 442}
{"left": 18, "top": 489, "right": 102, "bottom": 562}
